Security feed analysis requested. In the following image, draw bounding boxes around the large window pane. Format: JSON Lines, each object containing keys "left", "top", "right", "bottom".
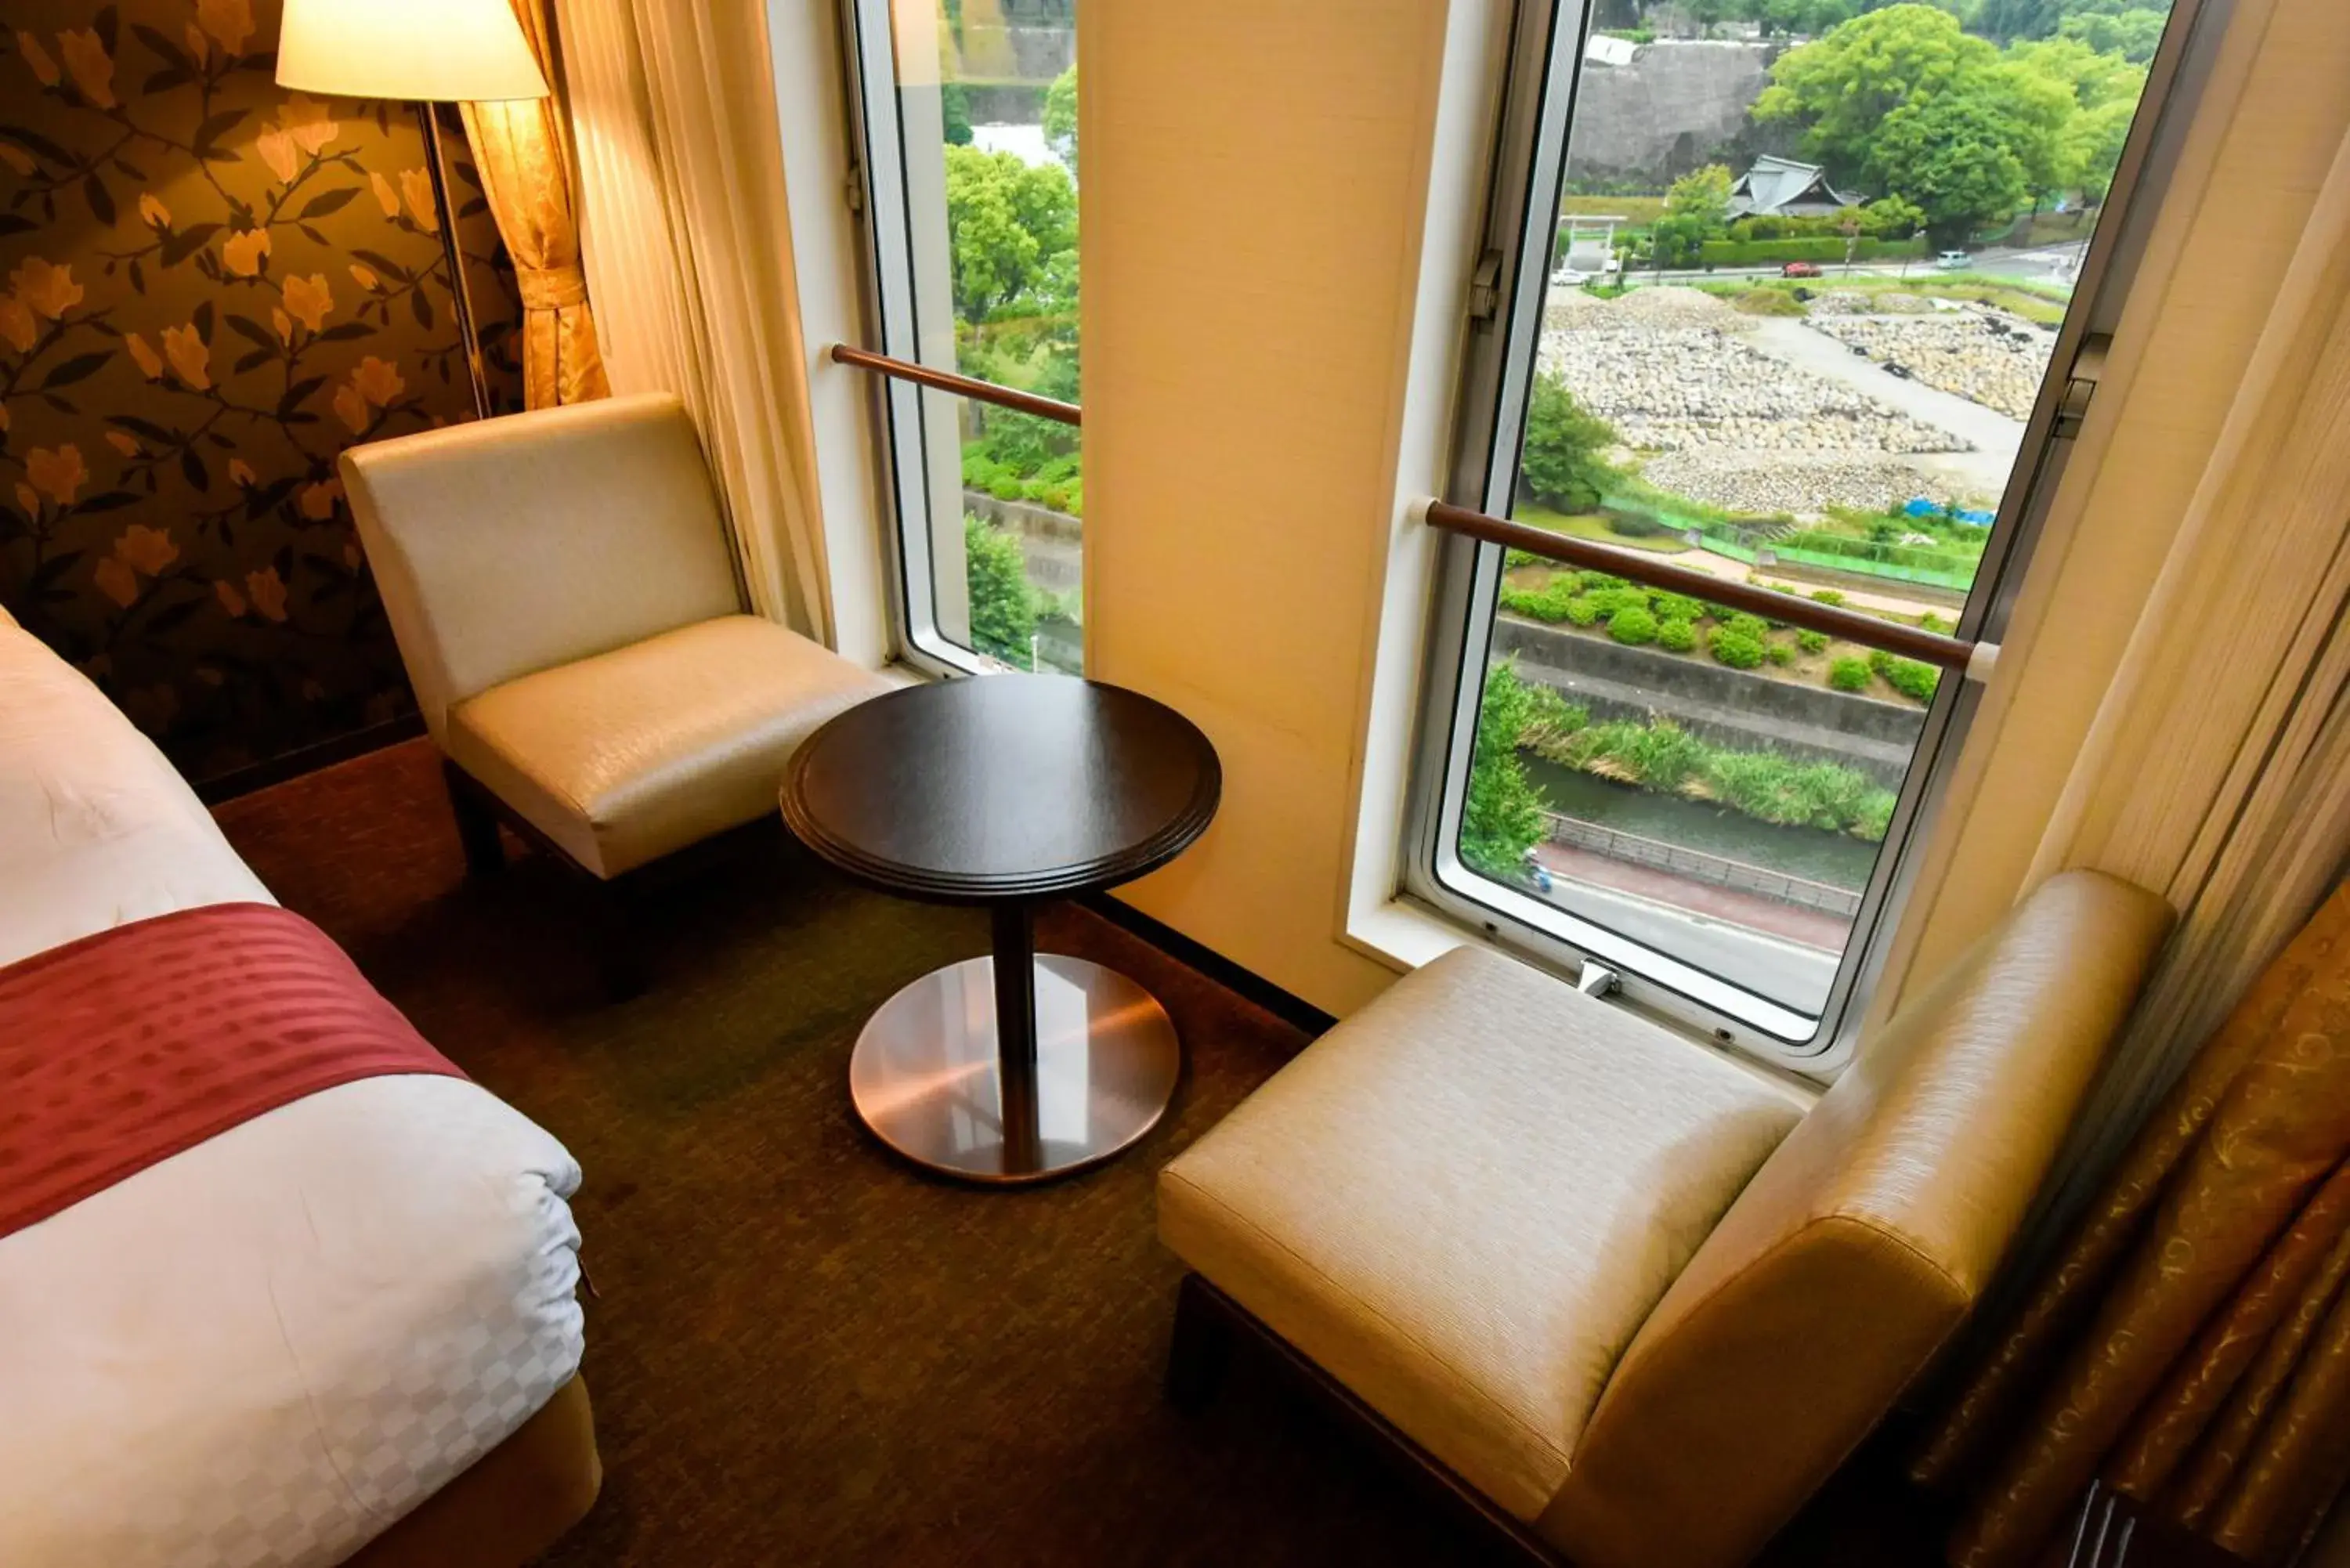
{"left": 852, "top": 0, "right": 1079, "bottom": 672}
{"left": 1437, "top": 0, "right": 2184, "bottom": 1040}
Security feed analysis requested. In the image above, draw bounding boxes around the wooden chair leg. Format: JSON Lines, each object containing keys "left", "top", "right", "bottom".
{"left": 443, "top": 761, "right": 506, "bottom": 880}
{"left": 1166, "top": 1273, "right": 1235, "bottom": 1415}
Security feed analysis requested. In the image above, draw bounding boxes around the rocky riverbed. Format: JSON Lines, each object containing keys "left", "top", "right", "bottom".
{"left": 1806, "top": 312, "right": 2055, "bottom": 418}
{"left": 1637, "top": 451, "right": 1969, "bottom": 515}
{"left": 1538, "top": 322, "right": 1969, "bottom": 457}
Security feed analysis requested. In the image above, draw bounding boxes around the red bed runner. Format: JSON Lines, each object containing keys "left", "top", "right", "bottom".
{"left": 0, "top": 901, "right": 464, "bottom": 1241}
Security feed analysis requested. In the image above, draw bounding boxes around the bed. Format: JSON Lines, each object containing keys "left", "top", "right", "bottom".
{"left": 0, "top": 609, "right": 599, "bottom": 1568}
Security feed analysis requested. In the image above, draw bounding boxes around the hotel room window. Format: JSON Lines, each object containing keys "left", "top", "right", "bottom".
{"left": 1408, "top": 0, "right": 2202, "bottom": 1060}
{"left": 843, "top": 0, "right": 1082, "bottom": 676}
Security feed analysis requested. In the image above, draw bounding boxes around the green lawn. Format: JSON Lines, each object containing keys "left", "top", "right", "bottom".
{"left": 1514, "top": 502, "right": 1694, "bottom": 554}
{"left": 1718, "top": 273, "right": 2070, "bottom": 326}
{"left": 1559, "top": 195, "right": 1667, "bottom": 226}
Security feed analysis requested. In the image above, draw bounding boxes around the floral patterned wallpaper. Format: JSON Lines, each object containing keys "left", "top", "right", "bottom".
{"left": 1, "top": 0, "right": 522, "bottom": 783}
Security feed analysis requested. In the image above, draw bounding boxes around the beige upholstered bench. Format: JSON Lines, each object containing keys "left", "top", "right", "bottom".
{"left": 344, "top": 394, "right": 886, "bottom": 979}
{"left": 1159, "top": 869, "right": 2172, "bottom": 1568}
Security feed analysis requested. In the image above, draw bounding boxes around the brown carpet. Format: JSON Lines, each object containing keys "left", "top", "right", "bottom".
{"left": 212, "top": 738, "right": 1940, "bottom": 1568}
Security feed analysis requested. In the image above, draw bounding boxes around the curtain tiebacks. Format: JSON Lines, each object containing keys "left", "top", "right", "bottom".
{"left": 516, "top": 265, "right": 590, "bottom": 312}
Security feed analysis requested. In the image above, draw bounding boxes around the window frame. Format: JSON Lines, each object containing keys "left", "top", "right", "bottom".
{"left": 838, "top": 0, "right": 999, "bottom": 681}
{"left": 1401, "top": 0, "right": 2225, "bottom": 1068}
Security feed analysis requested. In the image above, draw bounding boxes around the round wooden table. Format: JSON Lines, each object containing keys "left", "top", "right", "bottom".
{"left": 779, "top": 674, "right": 1220, "bottom": 1184}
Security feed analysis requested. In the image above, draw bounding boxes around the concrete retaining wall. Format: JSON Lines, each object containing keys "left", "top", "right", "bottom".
{"left": 964, "top": 488, "right": 1081, "bottom": 543}
{"left": 1544, "top": 813, "right": 1862, "bottom": 918}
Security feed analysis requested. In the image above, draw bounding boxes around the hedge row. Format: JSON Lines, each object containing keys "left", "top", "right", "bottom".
{"left": 1694, "top": 237, "right": 1930, "bottom": 266}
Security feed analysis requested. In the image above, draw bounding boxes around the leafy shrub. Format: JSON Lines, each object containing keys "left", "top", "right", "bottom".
{"left": 1657, "top": 618, "right": 1697, "bottom": 652}
{"left": 1521, "top": 684, "right": 1589, "bottom": 750}
{"left": 1882, "top": 657, "right": 1942, "bottom": 703}
{"left": 1766, "top": 640, "right": 1795, "bottom": 667}
{"left": 1460, "top": 662, "right": 1550, "bottom": 878}
{"left": 1571, "top": 720, "right": 1712, "bottom": 793}
{"left": 1918, "top": 611, "right": 1950, "bottom": 634}
{"left": 1732, "top": 287, "right": 1809, "bottom": 317}
{"left": 1580, "top": 587, "right": 1644, "bottom": 622}
{"left": 1867, "top": 649, "right": 1895, "bottom": 677}
{"left": 1610, "top": 606, "right": 1658, "bottom": 645}
{"left": 964, "top": 515, "right": 1039, "bottom": 665}
{"left": 1560, "top": 721, "right": 1899, "bottom": 840}
{"left": 1809, "top": 589, "right": 1846, "bottom": 607}
{"left": 1519, "top": 372, "right": 1622, "bottom": 512}
{"left": 1564, "top": 594, "right": 1601, "bottom": 627}
{"left": 1651, "top": 591, "right": 1705, "bottom": 622}
{"left": 1856, "top": 790, "right": 1897, "bottom": 840}
{"left": 1499, "top": 579, "right": 1578, "bottom": 623}
{"left": 1828, "top": 656, "right": 1871, "bottom": 691}
{"left": 1709, "top": 628, "right": 1764, "bottom": 669}
{"left": 1797, "top": 629, "right": 1828, "bottom": 654}
{"left": 1725, "top": 612, "right": 1771, "bottom": 641}
{"left": 988, "top": 476, "right": 1025, "bottom": 501}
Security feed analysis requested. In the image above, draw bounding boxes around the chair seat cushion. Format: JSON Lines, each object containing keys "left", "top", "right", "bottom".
{"left": 1158, "top": 945, "right": 1806, "bottom": 1522}
{"left": 445, "top": 615, "right": 887, "bottom": 878}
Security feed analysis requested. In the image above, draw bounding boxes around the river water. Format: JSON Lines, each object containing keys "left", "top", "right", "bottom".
{"left": 1523, "top": 759, "right": 1882, "bottom": 891}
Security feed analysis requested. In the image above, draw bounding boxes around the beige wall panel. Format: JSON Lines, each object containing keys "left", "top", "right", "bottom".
{"left": 1084, "top": 0, "right": 1457, "bottom": 1013}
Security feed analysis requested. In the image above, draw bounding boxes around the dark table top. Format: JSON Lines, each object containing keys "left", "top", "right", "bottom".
{"left": 779, "top": 674, "right": 1221, "bottom": 904}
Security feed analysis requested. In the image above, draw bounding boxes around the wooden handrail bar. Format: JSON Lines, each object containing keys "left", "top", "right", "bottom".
{"left": 1416, "top": 497, "right": 1988, "bottom": 675}
{"left": 830, "top": 343, "right": 1082, "bottom": 428}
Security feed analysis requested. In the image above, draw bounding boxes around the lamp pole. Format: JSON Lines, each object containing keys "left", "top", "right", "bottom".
{"left": 414, "top": 103, "right": 492, "bottom": 422}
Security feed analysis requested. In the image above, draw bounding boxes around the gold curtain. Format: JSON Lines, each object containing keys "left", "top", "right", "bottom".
{"left": 459, "top": 0, "right": 609, "bottom": 408}
{"left": 1915, "top": 883, "right": 2350, "bottom": 1566}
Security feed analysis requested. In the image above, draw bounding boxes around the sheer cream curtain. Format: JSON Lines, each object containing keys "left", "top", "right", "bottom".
{"left": 2016, "top": 117, "right": 2350, "bottom": 1227}
{"left": 547, "top": 0, "right": 834, "bottom": 641}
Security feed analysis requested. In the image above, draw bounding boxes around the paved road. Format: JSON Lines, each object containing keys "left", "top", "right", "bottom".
{"left": 1739, "top": 315, "right": 2029, "bottom": 504}
{"left": 1593, "top": 240, "right": 2084, "bottom": 293}
{"left": 1524, "top": 856, "right": 1843, "bottom": 1015}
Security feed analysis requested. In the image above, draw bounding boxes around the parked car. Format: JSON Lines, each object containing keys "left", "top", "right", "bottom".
{"left": 1884, "top": 362, "right": 1914, "bottom": 379}
{"left": 1781, "top": 260, "right": 1823, "bottom": 279}
{"left": 1936, "top": 249, "right": 1972, "bottom": 270}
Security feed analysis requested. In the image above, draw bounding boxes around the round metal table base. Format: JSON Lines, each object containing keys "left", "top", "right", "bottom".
{"left": 848, "top": 953, "right": 1181, "bottom": 1185}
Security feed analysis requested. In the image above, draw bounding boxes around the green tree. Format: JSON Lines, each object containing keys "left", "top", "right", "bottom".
{"left": 1872, "top": 91, "right": 2030, "bottom": 241}
{"left": 964, "top": 515, "right": 1039, "bottom": 666}
{"left": 2007, "top": 36, "right": 2148, "bottom": 194}
{"left": 1666, "top": 163, "right": 1734, "bottom": 229}
{"left": 1042, "top": 64, "right": 1078, "bottom": 174}
{"left": 1517, "top": 373, "right": 1620, "bottom": 512}
{"left": 1650, "top": 162, "right": 1734, "bottom": 268}
{"left": 1755, "top": 6, "right": 2003, "bottom": 182}
{"left": 2056, "top": 7, "right": 2165, "bottom": 60}
{"left": 1460, "top": 663, "right": 1550, "bottom": 880}
{"left": 940, "top": 82, "right": 973, "bottom": 146}
{"left": 942, "top": 146, "right": 1077, "bottom": 324}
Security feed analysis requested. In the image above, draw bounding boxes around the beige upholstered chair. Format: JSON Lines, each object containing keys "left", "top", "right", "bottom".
{"left": 1158, "top": 869, "right": 2173, "bottom": 1568}
{"left": 343, "top": 393, "right": 886, "bottom": 894}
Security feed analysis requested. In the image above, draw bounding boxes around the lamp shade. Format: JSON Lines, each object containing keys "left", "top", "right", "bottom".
{"left": 276, "top": 0, "right": 550, "bottom": 103}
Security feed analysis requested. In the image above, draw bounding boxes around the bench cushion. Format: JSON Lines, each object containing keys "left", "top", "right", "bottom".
{"left": 446, "top": 614, "right": 885, "bottom": 877}
{"left": 1159, "top": 945, "right": 1806, "bottom": 1519}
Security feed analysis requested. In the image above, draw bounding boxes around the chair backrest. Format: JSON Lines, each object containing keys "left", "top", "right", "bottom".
{"left": 1539, "top": 869, "right": 2174, "bottom": 1568}
{"left": 342, "top": 392, "right": 742, "bottom": 742}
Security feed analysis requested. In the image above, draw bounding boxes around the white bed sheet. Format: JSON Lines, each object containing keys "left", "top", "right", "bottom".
{"left": 0, "top": 620, "right": 586, "bottom": 1567}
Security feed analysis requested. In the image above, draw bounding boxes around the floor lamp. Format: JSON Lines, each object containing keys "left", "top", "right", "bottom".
{"left": 276, "top": 0, "right": 550, "bottom": 422}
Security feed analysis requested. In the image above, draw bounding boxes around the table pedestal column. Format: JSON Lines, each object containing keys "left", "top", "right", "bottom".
{"left": 845, "top": 901, "right": 1184, "bottom": 1185}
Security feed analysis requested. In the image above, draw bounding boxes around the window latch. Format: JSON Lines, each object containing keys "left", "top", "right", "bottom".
{"left": 1467, "top": 249, "right": 1504, "bottom": 325}
{"left": 1576, "top": 960, "right": 1619, "bottom": 999}
{"left": 2052, "top": 331, "right": 2111, "bottom": 440}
